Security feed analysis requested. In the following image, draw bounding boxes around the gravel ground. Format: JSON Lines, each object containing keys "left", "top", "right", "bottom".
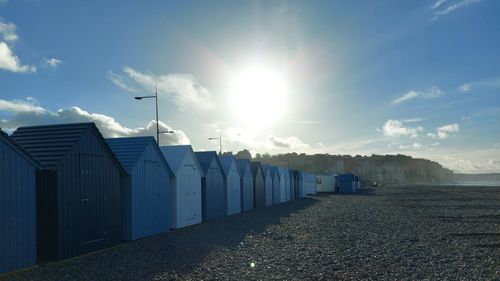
{"left": 2, "top": 185, "right": 499, "bottom": 280}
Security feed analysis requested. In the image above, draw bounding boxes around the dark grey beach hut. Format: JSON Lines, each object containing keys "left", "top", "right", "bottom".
{"left": 250, "top": 162, "right": 265, "bottom": 208}
{"left": 261, "top": 164, "right": 273, "bottom": 206}
{"left": 195, "top": 151, "right": 225, "bottom": 221}
{"left": 235, "top": 159, "right": 254, "bottom": 211}
{"left": 0, "top": 130, "right": 40, "bottom": 273}
{"left": 11, "top": 123, "right": 126, "bottom": 261}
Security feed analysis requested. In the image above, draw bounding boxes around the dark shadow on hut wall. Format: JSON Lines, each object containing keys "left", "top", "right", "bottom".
{"left": 36, "top": 169, "right": 58, "bottom": 262}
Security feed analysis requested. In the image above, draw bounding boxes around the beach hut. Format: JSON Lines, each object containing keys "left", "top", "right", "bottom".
{"left": 261, "top": 164, "right": 274, "bottom": 206}
{"left": 106, "top": 137, "right": 173, "bottom": 241}
{"left": 355, "top": 176, "right": 361, "bottom": 190}
{"left": 11, "top": 123, "right": 125, "bottom": 261}
{"left": 160, "top": 145, "right": 203, "bottom": 229}
{"left": 235, "top": 159, "right": 254, "bottom": 211}
{"left": 316, "top": 174, "right": 336, "bottom": 192}
{"left": 195, "top": 151, "right": 225, "bottom": 221}
{"left": 298, "top": 171, "right": 306, "bottom": 198}
{"left": 336, "top": 174, "right": 356, "bottom": 194}
{"left": 219, "top": 156, "right": 241, "bottom": 215}
{"left": 304, "top": 173, "right": 317, "bottom": 195}
{"left": 289, "top": 170, "right": 299, "bottom": 200}
{"left": 0, "top": 130, "right": 40, "bottom": 273}
{"left": 277, "top": 167, "right": 289, "bottom": 202}
{"left": 250, "top": 162, "right": 266, "bottom": 208}
{"left": 270, "top": 166, "right": 281, "bottom": 204}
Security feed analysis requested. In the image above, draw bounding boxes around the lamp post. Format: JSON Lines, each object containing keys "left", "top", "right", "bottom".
{"left": 208, "top": 132, "right": 222, "bottom": 155}
{"left": 135, "top": 86, "right": 174, "bottom": 145}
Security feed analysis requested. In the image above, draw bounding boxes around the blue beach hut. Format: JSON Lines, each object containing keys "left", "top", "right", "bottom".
{"left": 160, "top": 145, "right": 203, "bottom": 229}
{"left": 219, "top": 155, "right": 241, "bottom": 215}
{"left": 106, "top": 137, "right": 173, "bottom": 241}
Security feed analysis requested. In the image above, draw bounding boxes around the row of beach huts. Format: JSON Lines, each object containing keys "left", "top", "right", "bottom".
{"left": 0, "top": 122, "right": 361, "bottom": 274}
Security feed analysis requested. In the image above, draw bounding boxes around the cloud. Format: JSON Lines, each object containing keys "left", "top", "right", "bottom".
{"left": 268, "top": 135, "right": 310, "bottom": 150}
{"left": 431, "top": 0, "right": 482, "bottom": 20}
{"left": 398, "top": 142, "right": 424, "bottom": 150}
{"left": 108, "top": 67, "right": 214, "bottom": 112}
{"left": 427, "top": 123, "right": 459, "bottom": 139}
{"left": 403, "top": 117, "right": 425, "bottom": 123}
{"left": 391, "top": 86, "right": 443, "bottom": 104}
{"left": 0, "top": 17, "right": 17, "bottom": 42}
{"left": 219, "top": 126, "right": 310, "bottom": 152}
{"left": 0, "top": 97, "right": 190, "bottom": 145}
{"left": 458, "top": 78, "right": 500, "bottom": 93}
{"left": 0, "top": 97, "right": 46, "bottom": 113}
{"left": 378, "top": 119, "right": 423, "bottom": 139}
{"left": 459, "top": 83, "right": 471, "bottom": 92}
{"left": 106, "top": 70, "right": 140, "bottom": 93}
{"left": 431, "top": 0, "right": 448, "bottom": 9}
{"left": 42, "top": 57, "right": 62, "bottom": 69}
{"left": 0, "top": 18, "right": 36, "bottom": 73}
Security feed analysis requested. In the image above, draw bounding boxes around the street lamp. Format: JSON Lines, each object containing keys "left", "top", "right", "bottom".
{"left": 134, "top": 86, "right": 174, "bottom": 145}
{"left": 208, "top": 132, "right": 222, "bottom": 155}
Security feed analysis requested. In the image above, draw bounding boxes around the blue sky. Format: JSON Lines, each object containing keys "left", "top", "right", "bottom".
{"left": 1, "top": 0, "right": 499, "bottom": 173}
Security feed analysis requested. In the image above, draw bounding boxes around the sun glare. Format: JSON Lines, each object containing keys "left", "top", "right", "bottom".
{"left": 228, "top": 64, "right": 288, "bottom": 127}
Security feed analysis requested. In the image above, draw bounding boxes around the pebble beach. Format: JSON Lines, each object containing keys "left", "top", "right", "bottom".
{"left": 2, "top": 185, "right": 499, "bottom": 281}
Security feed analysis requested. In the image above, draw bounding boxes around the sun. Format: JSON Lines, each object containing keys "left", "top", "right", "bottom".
{"left": 228, "top": 63, "right": 288, "bottom": 127}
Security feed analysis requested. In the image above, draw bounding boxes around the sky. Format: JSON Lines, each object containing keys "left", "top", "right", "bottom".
{"left": 1, "top": 0, "right": 499, "bottom": 173}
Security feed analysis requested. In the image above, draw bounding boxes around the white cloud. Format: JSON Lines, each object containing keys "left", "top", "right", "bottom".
{"left": 427, "top": 123, "right": 459, "bottom": 139}
{"left": 0, "top": 97, "right": 190, "bottom": 145}
{"left": 0, "top": 97, "right": 46, "bottom": 113}
{"left": 431, "top": 0, "right": 482, "bottom": 20}
{"left": 378, "top": 119, "right": 423, "bottom": 139}
{"left": 391, "top": 91, "right": 419, "bottom": 104}
{"left": 0, "top": 18, "right": 36, "bottom": 73}
{"left": 391, "top": 86, "right": 443, "bottom": 104}
{"left": 108, "top": 67, "right": 214, "bottom": 112}
{"left": 0, "top": 17, "right": 17, "bottom": 42}
{"left": 219, "top": 126, "right": 310, "bottom": 153}
{"left": 106, "top": 70, "right": 139, "bottom": 93}
{"left": 431, "top": 0, "right": 448, "bottom": 9}
{"left": 403, "top": 117, "right": 425, "bottom": 123}
{"left": 0, "top": 42, "right": 36, "bottom": 73}
{"left": 42, "top": 57, "right": 62, "bottom": 69}
{"left": 268, "top": 135, "right": 310, "bottom": 150}
{"left": 458, "top": 78, "right": 500, "bottom": 93}
{"left": 398, "top": 142, "right": 424, "bottom": 150}
{"left": 459, "top": 83, "right": 471, "bottom": 92}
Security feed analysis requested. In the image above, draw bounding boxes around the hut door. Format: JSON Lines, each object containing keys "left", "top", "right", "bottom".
{"left": 79, "top": 153, "right": 104, "bottom": 246}
{"left": 210, "top": 167, "right": 222, "bottom": 215}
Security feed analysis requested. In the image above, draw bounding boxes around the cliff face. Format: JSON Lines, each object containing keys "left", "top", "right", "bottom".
{"left": 251, "top": 153, "right": 454, "bottom": 185}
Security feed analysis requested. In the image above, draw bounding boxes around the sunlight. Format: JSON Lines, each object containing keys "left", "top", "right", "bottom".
{"left": 228, "top": 63, "right": 288, "bottom": 127}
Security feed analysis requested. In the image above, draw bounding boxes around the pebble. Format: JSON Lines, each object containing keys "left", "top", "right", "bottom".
{"left": 1, "top": 185, "right": 498, "bottom": 280}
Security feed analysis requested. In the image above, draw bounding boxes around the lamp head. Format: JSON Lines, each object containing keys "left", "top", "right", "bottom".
{"left": 134, "top": 97, "right": 143, "bottom": 100}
